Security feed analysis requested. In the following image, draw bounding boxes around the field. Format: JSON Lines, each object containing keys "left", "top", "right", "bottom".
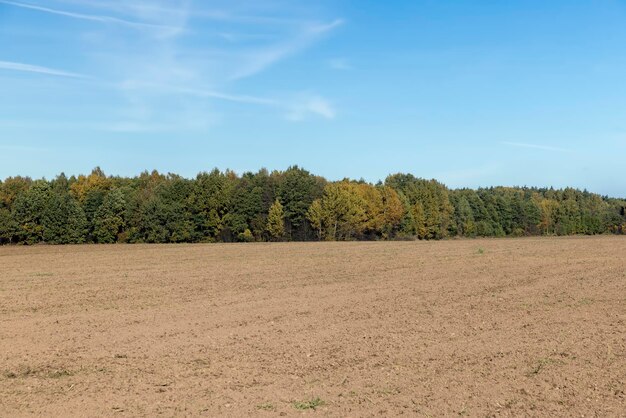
{"left": 1, "top": 237, "right": 625, "bottom": 416}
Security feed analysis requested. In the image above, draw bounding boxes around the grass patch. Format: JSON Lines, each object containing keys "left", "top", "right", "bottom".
{"left": 3, "top": 367, "right": 37, "bottom": 379}
{"left": 47, "top": 369, "right": 73, "bottom": 379}
{"left": 293, "top": 397, "right": 325, "bottom": 410}
{"left": 3, "top": 366, "right": 74, "bottom": 379}
{"left": 31, "top": 272, "right": 54, "bottom": 277}
{"left": 377, "top": 387, "right": 401, "bottom": 396}
{"left": 527, "top": 357, "right": 564, "bottom": 376}
{"left": 257, "top": 402, "right": 275, "bottom": 411}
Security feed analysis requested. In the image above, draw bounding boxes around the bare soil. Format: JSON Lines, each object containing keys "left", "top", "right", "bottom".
{"left": 1, "top": 237, "right": 625, "bottom": 417}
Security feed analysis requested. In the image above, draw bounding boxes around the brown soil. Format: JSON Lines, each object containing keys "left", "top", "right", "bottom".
{"left": 1, "top": 237, "right": 625, "bottom": 417}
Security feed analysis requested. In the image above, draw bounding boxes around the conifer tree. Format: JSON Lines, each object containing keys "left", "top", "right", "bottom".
{"left": 94, "top": 189, "right": 126, "bottom": 243}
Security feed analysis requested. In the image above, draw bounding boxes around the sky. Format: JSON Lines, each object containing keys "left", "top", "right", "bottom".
{"left": 1, "top": 0, "right": 625, "bottom": 196}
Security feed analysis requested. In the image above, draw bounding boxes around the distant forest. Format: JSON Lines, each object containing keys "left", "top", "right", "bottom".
{"left": 0, "top": 166, "right": 625, "bottom": 244}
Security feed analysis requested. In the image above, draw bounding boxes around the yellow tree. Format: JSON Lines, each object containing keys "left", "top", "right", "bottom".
{"left": 307, "top": 199, "right": 324, "bottom": 240}
{"left": 537, "top": 197, "right": 560, "bottom": 235}
{"left": 353, "top": 184, "right": 404, "bottom": 239}
{"left": 307, "top": 182, "right": 366, "bottom": 240}
{"left": 0, "top": 176, "right": 32, "bottom": 208}
{"left": 412, "top": 201, "right": 427, "bottom": 239}
{"left": 70, "top": 167, "right": 111, "bottom": 203}
{"left": 266, "top": 199, "right": 285, "bottom": 241}
{"left": 379, "top": 186, "right": 404, "bottom": 238}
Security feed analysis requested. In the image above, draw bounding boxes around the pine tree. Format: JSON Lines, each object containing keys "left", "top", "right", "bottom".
{"left": 94, "top": 189, "right": 126, "bottom": 243}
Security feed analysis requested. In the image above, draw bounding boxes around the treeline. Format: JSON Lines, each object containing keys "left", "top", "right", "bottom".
{"left": 0, "top": 167, "right": 624, "bottom": 244}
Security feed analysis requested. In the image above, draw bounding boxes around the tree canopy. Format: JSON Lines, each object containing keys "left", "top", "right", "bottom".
{"left": 0, "top": 167, "right": 624, "bottom": 244}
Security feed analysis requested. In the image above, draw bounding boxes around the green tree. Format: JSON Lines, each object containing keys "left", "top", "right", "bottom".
{"left": 191, "top": 169, "right": 232, "bottom": 242}
{"left": 385, "top": 174, "right": 454, "bottom": 239}
{"left": 453, "top": 195, "right": 475, "bottom": 237}
{"left": 556, "top": 198, "right": 581, "bottom": 235}
{"left": 1, "top": 167, "right": 624, "bottom": 244}
{"left": 0, "top": 207, "right": 16, "bottom": 244}
{"left": 12, "top": 180, "right": 87, "bottom": 244}
{"left": 277, "top": 166, "right": 325, "bottom": 240}
{"left": 93, "top": 189, "right": 127, "bottom": 243}
{"left": 134, "top": 176, "right": 194, "bottom": 243}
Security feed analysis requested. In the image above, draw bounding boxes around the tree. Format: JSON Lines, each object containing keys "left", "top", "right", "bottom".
{"left": 239, "top": 228, "right": 255, "bottom": 242}
{"left": 350, "top": 184, "right": 404, "bottom": 239}
{"left": 0, "top": 176, "right": 32, "bottom": 208}
{"left": 277, "top": 166, "right": 325, "bottom": 240}
{"left": 191, "top": 169, "right": 231, "bottom": 242}
{"left": 379, "top": 186, "right": 405, "bottom": 238}
{"left": 267, "top": 199, "right": 285, "bottom": 241}
{"left": 306, "top": 182, "right": 367, "bottom": 241}
{"left": 70, "top": 167, "right": 111, "bottom": 203}
{"left": 12, "top": 181, "right": 87, "bottom": 244}
{"left": 537, "top": 197, "right": 560, "bottom": 235}
{"left": 453, "top": 195, "right": 475, "bottom": 237}
{"left": 1, "top": 167, "right": 625, "bottom": 244}
{"left": 307, "top": 200, "right": 324, "bottom": 240}
{"left": 385, "top": 174, "right": 454, "bottom": 239}
{"left": 11, "top": 181, "right": 48, "bottom": 244}
{"left": 94, "top": 189, "right": 126, "bottom": 243}
{"left": 225, "top": 170, "right": 271, "bottom": 242}
{"left": 133, "top": 176, "right": 194, "bottom": 243}
{"left": 41, "top": 190, "right": 87, "bottom": 244}
{"left": 0, "top": 207, "right": 16, "bottom": 244}
{"left": 556, "top": 198, "right": 581, "bottom": 235}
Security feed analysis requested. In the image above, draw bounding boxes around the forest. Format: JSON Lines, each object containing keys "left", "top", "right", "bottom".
{"left": 0, "top": 166, "right": 624, "bottom": 244}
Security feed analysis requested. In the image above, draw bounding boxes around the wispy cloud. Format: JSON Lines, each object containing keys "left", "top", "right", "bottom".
{"left": 501, "top": 141, "right": 573, "bottom": 153}
{"left": 0, "top": 0, "right": 178, "bottom": 33}
{"left": 0, "top": 144, "right": 48, "bottom": 153}
{"left": 116, "top": 80, "right": 278, "bottom": 106}
{"left": 229, "top": 19, "right": 345, "bottom": 80}
{"left": 117, "top": 81, "right": 335, "bottom": 121}
{"left": 0, "top": 60, "right": 86, "bottom": 78}
{"left": 286, "top": 95, "right": 336, "bottom": 121}
{"left": 329, "top": 57, "right": 351, "bottom": 70}
{"left": 54, "top": 0, "right": 304, "bottom": 26}
{"left": 2, "top": 1, "right": 344, "bottom": 131}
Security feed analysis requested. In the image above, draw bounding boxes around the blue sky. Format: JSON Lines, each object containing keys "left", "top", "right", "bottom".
{"left": 1, "top": 0, "right": 625, "bottom": 196}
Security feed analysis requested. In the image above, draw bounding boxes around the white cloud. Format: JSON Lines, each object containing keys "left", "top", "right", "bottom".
{"left": 0, "top": 60, "right": 86, "bottom": 78}
{"left": 286, "top": 96, "right": 336, "bottom": 121}
{"left": 306, "top": 96, "right": 336, "bottom": 119}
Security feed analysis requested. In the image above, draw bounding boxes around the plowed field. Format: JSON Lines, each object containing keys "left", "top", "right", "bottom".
{"left": 1, "top": 237, "right": 625, "bottom": 416}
